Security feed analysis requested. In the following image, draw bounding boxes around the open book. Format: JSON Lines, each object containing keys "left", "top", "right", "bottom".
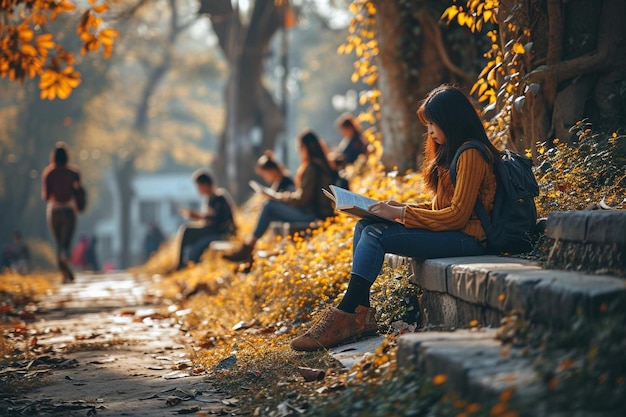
{"left": 323, "top": 185, "right": 400, "bottom": 223}
{"left": 249, "top": 180, "right": 279, "bottom": 199}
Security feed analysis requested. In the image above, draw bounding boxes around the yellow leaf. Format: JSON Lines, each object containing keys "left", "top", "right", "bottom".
{"left": 457, "top": 12, "right": 467, "bottom": 26}
{"left": 432, "top": 374, "right": 447, "bottom": 385}
{"left": 349, "top": 3, "right": 358, "bottom": 14}
{"left": 512, "top": 43, "right": 525, "bottom": 54}
{"left": 443, "top": 7, "right": 459, "bottom": 23}
{"left": 92, "top": 4, "right": 109, "bottom": 14}
{"left": 483, "top": 10, "right": 493, "bottom": 22}
{"left": 58, "top": 1, "right": 77, "bottom": 12}
{"left": 21, "top": 44, "right": 38, "bottom": 56}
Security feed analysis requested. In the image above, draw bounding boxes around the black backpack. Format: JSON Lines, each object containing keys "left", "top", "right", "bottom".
{"left": 450, "top": 141, "right": 539, "bottom": 255}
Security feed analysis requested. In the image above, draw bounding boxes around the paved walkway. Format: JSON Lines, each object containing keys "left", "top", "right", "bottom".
{"left": 4, "top": 273, "right": 231, "bottom": 417}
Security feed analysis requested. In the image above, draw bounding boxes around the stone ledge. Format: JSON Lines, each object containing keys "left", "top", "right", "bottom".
{"left": 397, "top": 329, "right": 542, "bottom": 407}
{"left": 390, "top": 255, "right": 626, "bottom": 327}
{"left": 547, "top": 210, "right": 626, "bottom": 244}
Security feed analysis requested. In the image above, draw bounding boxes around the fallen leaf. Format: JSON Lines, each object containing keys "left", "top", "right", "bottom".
{"left": 214, "top": 355, "right": 236, "bottom": 371}
{"left": 297, "top": 367, "right": 326, "bottom": 382}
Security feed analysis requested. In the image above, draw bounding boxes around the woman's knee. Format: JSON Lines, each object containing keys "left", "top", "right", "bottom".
{"left": 362, "top": 223, "right": 389, "bottom": 240}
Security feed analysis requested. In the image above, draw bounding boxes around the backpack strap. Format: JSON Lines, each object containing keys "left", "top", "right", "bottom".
{"left": 449, "top": 141, "right": 495, "bottom": 242}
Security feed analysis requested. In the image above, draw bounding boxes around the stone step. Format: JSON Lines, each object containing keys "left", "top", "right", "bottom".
{"left": 396, "top": 329, "right": 541, "bottom": 407}
{"left": 547, "top": 210, "right": 626, "bottom": 244}
{"left": 385, "top": 254, "right": 626, "bottom": 328}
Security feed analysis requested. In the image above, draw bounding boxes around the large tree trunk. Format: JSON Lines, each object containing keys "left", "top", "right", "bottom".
{"left": 208, "top": 0, "right": 286, "bottom": 202}
{"left": 114, "top": 0, "right": 183, "bottom": 268}
{"left": 372, "top": 0, "right": 481, "bottom": 170}
{"left": 500, "top": 0, "right": 626, "bottom": 155}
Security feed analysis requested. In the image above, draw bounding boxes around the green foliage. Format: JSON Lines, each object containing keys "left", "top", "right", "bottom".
{"left": 307, "top": 370, "right": 443, "bottom": 417}
{"left": 534, "top": 122, "right": 626, "bottom": 215}
{"left": 370, "top": 262, "right": 420, "bottom": 331}
{"left": 527, "top": 298, "right": 626, "bottom": 414}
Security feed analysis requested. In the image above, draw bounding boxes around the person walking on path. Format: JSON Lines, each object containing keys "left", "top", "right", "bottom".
{"left": 176, "top": 170, "right": 236, "bottom": 270}
{"left": 42, "top": 142, "right": 84, "bottom": 283}
{"left": 223, "top": 130, "right": 336, "bottom": 266}
{"left": 291, "top": 85, "right": 500, "bottom": 351}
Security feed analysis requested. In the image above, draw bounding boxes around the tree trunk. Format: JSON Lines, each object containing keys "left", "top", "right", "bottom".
{"left": 500, "top": 0, "right": 626, "bottom": 154}
{"left": 114, "top": 0, "right": 183, "bottom": 268}
{"left": 373, "top": 0, "right": 422, "bottom": 170}
{"left": 209, "top": 0, "right": 285, "bottom": 202}
{"left": 372, "top": 0, "right": 481, "bottom": 170}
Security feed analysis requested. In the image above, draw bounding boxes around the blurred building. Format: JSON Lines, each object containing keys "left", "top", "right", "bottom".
{"left": 95, "top": 171, "right": 199, "bottom": 268}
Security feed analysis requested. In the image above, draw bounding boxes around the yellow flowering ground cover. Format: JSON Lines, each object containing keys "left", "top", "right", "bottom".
{"left": 141, "top": 145, "right": 432, "bottom": 413}
{"left": 141, "top": 127, "right": 626, "bottom": 414}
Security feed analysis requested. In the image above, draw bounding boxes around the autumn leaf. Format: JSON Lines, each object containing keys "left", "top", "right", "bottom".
{"left": 512, "top": 42, "right": 525, "bottom": 54}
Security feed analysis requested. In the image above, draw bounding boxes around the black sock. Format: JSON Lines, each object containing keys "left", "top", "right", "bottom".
{"left": 337, "top": 274, "right": 372, "bottom": 314}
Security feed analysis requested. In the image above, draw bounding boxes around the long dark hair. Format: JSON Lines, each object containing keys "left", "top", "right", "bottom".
{"left": 417, "top": 85, "right": 500, "bottom": 191}
{"left": 50, "top": 142, "right": 69, "bottom": 166}
{"left": 298, "top": 130, "right": 333, "bottom": 173}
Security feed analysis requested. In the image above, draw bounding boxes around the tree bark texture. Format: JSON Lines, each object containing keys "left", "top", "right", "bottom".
{"left": 500, "top": 0, "right": 626, "bottom": 155}
{"left": 114, "top": 0, "right": 182, "bottom": 268}
{"left": 209, "top": 0, "right": 285, "bottom": 202}
{"left": 372, "top": 0, "right": 484, "bottom": 170}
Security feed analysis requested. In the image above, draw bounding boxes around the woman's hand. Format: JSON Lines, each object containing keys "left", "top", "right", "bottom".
{"left": 368, "top": 201, "right": 405, "bottom": 223}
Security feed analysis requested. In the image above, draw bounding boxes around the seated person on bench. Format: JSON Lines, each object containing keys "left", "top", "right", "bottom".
{"left": 223, "top": 130, "right": 336, "bottom": 265}
{"left": 177, "top": 169, "right": 236, "bottom": 270}
{"left": 255, "top": 150, "right": 295, "bottom": 193}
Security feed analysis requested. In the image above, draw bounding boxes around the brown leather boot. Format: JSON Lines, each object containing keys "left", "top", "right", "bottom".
{"left": 355, "top": 305, "right": 378, "bottom": 336}
{"left": 290, "top": 307, "right": 362, "bottom": 351}
{"left": 223, "top": 243, "right": 253, "bottom": 263}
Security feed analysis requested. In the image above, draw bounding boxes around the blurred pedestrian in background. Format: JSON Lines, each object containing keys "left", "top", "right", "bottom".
{"left": 42, "top": 142, "right": 84, "bottom": 283}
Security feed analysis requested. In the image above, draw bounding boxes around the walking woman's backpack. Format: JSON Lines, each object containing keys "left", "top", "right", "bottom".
{"left": 450, "top": 141, "right": 539, "bottom": 255}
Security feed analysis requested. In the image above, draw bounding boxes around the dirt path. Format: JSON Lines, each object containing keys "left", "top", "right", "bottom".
{"left": 4, "top": 273, "right": 234, "bottom": 417}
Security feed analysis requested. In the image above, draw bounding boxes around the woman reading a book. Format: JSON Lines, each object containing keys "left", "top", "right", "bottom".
{"left": 291, "top": 85, "right": 500, "bottom": 351}
{"left": 255, "top": 150, "right": 295, "bottom": 192}
{"left": 224, "top": 130, "right": 336, "bottom": 265}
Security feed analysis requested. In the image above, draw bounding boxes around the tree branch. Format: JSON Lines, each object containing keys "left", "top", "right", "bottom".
{"left": 527, "top": 0, "right": 618, "bottom": 85}
{"left": 546, "top": 0, "right": 562, "bottom": 66}
{"left": 416, "top": 9, "right": 475, "bottom": 86}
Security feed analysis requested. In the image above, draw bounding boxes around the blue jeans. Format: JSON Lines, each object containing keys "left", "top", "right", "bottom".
{"left": 253, "top": 200, "right": 317, "bottom": 239}
{"left": 351, "top": 220, "right": 486, "bottom": 283}
{"left": 178, "top": 224, "right": 226, "bottom": 268}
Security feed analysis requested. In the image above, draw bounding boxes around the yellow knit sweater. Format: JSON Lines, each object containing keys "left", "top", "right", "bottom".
{"left": 404, "top": 148, "right": 497, "bottom": 242}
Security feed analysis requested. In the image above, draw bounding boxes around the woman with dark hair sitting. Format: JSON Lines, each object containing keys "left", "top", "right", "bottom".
{"left": 224, "top": 130, "right": 336, "bottom": 265}
{"left": 255, "top": 150, "right": 295, "bottom": 193}
{"left": 290, "top": 85, "right": 501, "bottom": 351}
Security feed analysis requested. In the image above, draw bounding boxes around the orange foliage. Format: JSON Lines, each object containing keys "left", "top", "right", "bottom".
{"left": 0, "top": 0, "right": 119, "bottom": 100}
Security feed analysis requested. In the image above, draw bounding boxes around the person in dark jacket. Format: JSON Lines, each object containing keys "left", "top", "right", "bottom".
{"left": 177, "top": 170, "right": 236, "bottom": 270}
{"left": 224, "top": 130, "right": 336, "bottom": 265}
{"left": 42, "top": 142, "right": 82, "bottom": 283}
{"left": 255, "top": 150, "right": 295, "bottom": 193}
{"left": 330, "top": 112, "right": 368, "bottom": 168}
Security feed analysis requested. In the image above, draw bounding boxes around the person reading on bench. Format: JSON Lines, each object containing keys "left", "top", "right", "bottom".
{"left": 224, "top": 130, "right": 336, "bottom": 265}
{"left": 177, "top": 169, "right": 236, "bottom": 270}
{"left": 255, "top": 150, "right": 295, "bottom": 192}
{"left": 290, "top": 85, "right": 500, "bottom": 351}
